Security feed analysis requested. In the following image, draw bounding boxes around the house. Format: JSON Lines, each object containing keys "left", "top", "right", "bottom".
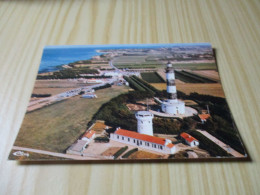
{"left": 82, "top": 93, "right": 97, "bottom": 98}
{"left": 110, "top": 128, "right": 176, "bottom": 154}
{"left": 81, "top": 130, "right": 96, "bottom": 141}
{"left": 66, "top": 140, "right": 88, "bottom": 155}
{"left": 198, "top": 114, "right": 210, "bottom": 124}
{"left": 180, "top": 132, "right": 199, "bottom": 147}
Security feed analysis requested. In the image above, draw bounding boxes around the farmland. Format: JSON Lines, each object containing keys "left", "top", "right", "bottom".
{"left": 175, "top": 70, "right": 217, "bottom": 83}
{"left": 150, "top": 83, "right": 225, "bottom": 97}
{"left": 14, "top": 86, "right": 130, "bottom": 153}
{"left": 123, "top": 75, "right": 159, "bottom": 93}
{"left": 128, "top": 150, "right": 165, "bottom": 159}
{"left": 170, "top": 62, "right": 216, "bottom": 70}
{"left": 115, "top": 64, "right": 162, "bottom": 69}
{"left": 114, "top": 58, "right": 216, "bottom": 70}
{"left": 33, "top": 87, "right": 77, "bottom": 96}
{"left": 140, "top": 72, "right": 165, "bottom": 83}
{"left": 34, "top": 80, "right": 88, "bottom": 88}
{"left": 191, "top": 70, "right": 220, "bottom": 81}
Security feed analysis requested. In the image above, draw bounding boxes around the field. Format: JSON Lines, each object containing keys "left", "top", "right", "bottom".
{"left": 34, "top": 80, "right": 93, "bottom": 88}
{"left": 191, "top": 70, "right": 220, "bottom": 81}
{"left": 33, "top": 87, "right": 76, "bottom": 96}
{"left": 140, "top": 72, "right": 165, "bottom": 83}
{"left": 128, "top": 150, "right": 164, "bottom": 159}
{"left": 114, "top": 59, "right": 216, "bottom": 69}
{"left": 14, "top": 86, "right": 130, "bottom": 153}
{"left": 175, "top": 70, "right": 217, "bottom": 83}
{"left": 170, "top": 63, "right": 216, "bottom": 70}
{"left": 33, "top": 80, "right": 95, "bottom": 95}
{"left": 91, "top": 121, "right": 111, "bottom": 134}
{"left": 115, "top": 64, "right": 162, "bottom": 69}
{"left": 101, "top": 147, "right": 121, "bottom": 156}
{"left": 150, "top": 83, "right": 225, "bottom": 97}
{"left": 113, "top": 56, "right": 148, "bottom": 64}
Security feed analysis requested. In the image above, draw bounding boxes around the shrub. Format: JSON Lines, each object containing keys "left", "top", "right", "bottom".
{"left": 122, "top": 148, "right": 138, "bottom": 158}
{"left": 188, "top": 130, "right": 230, "bottom": 157}
{"left": 123, "top": 76, "right": 146, "bottom": 91}
{"left": 94, "top": 137, "right": 109, "bottom": 143}
{"left": 31, "top": 94, "right": 51, "bottom": 98}
{"left": 113, "top": 146, "right": 128, "bottom": 159}
{"left": 93, "top": 84, "right": 111, "bottom": 91}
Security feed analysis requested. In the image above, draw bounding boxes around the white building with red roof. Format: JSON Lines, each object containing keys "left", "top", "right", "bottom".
{"left": 198, "top": 114, "right": 210, "bottom": 124}
{"left": 180, "top": 132, "right": 199, "bottom": 147}
{"left": 110, "top": 128, "right": 176, "bottom": 154}
{"left": 81, "top": 130, "right": 96, "bottom": 141}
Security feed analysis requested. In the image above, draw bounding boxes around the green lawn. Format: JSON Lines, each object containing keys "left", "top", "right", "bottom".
{"left": 14, "top": 86, "right": 130, "bottom": 153}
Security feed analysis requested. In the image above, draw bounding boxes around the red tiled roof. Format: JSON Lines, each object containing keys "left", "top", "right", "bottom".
{"left": 198, "top": 114, "right": 210, "bottom": 120}
{"left": 166, "top": 143, "right": 174, "bottom": 148}
{"left": 180, "top": 132, "right": 198, "bottom": 143}
{"left": 83, "top": 130, "right": 95, "bottom": 139}
{"left": 115, "top": 129, "right": 166, "bottom": 145}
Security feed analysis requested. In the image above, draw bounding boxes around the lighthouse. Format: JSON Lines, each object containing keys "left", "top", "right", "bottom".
{"left": 135, "top": 111, "right": 154, "bottom": 136}
{"left": 166, "top": 62, "right": 178, "bottom": 102}
{"left": 161, "top": 62, "right": 185, "bottom": 115}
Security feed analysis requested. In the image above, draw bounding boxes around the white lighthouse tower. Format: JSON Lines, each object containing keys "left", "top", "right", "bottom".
{"left": 135, "top": 111, "right": 154, "bottom": 136}
{"left": 161, "top": 62, "right": 185, "bottom": 115}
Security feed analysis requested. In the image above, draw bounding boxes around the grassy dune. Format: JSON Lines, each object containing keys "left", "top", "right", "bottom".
{"left": 14, "top": 86, "right": 129, "bottom": 153}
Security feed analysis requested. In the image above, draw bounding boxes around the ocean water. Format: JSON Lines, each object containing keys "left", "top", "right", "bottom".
{"left": 39, "top": 47, "right": 102, "bottom": 73}
{"left": 39, "top": 43, "right": 211, "bottom": 73}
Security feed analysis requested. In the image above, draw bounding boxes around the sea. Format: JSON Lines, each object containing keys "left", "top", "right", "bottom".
{"left": 38, "top": 43, "right": 211, "bottom": 73}
{"left": 39, "top": 47, "right": 103, "bottom": 73}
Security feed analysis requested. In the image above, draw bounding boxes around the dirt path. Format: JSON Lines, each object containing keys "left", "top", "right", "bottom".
{"left": 12, "top": 146, "right": 99, "bottom": 160}
{"left": 196, "top": 130, "right": 245, "bottom": 157}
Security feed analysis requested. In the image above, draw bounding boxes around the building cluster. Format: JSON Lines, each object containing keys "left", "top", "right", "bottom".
{"left": 67, "top": 62, "right": 202, "bottom": 157}
{"left": 67, "top": 130, "right": 96, "bottom": 155}
{"left": 110, "top": 63, "right": 200, "bottom": 155}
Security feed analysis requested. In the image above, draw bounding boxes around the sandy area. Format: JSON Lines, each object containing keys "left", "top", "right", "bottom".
{"left": 91, "top": 121, "right": 111, "bottom": 135}
{"left": 82, "top": 140, "right": 136, "bottom": 157}
{"left": 126, "top": 104, "right": 146, "bottom": 111}
{"left": 191, "top": 70, "right": 220, "bottom": 81}
{"left": 128, "top": 151, "right": 165, "bottom": 159}
{"left": 176, "top": 143, "right": 210, "bottom": 158}
{"left": 101, "top": 147, "right": 121, "bottom": 156}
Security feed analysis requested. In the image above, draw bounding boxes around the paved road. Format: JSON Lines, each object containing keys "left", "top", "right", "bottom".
{"left": 109, "top": 60, "right": 139, "bottom": 76}
{"left": 27, "top": 79, "right": 116, "bottom": 112}
{"left": 196, "top": 130, "right": 245, "bottom": 157}
{"left": 12, "top": 146, "right": 100, "bottom": 160}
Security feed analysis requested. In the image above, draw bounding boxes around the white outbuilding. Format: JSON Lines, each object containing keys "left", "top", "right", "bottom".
{"left": 180, "top": 132, "right": 199, "bottom": 147}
